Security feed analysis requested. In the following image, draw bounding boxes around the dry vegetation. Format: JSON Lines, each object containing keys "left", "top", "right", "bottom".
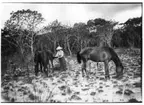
{"left": 1, "top": 49, "right": 142, "bottom": 103}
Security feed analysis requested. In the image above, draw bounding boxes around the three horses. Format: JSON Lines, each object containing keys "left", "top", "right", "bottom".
{"left": 77, "top": 46, "right": 124, "bottom": 79}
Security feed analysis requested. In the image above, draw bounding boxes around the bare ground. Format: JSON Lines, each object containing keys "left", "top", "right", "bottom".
{"left": 1, "top": 49, "right": 142, "bottom": 103}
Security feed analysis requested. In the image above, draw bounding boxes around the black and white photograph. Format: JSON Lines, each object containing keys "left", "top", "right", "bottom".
{"left": 1, "top": 1, "right": 142, "bottom": 103}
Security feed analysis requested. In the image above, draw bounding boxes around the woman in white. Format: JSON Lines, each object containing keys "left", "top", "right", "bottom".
{"left": 55, "top": 46, "right": 67, "bottom": 71}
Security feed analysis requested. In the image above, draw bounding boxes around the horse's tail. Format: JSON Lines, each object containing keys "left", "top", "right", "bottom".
{"left": 77, "top": 51, "right": 82, "bottom": 63}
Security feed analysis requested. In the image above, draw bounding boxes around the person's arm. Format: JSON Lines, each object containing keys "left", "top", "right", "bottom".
{"left": 55, "top": 50, "right": 64, "bottom": 58}
{"left": 53, "top": 56, "right": 58, "bottom": 59}
{"left": 59, "top": 50, "right": 64, "bottom": 58}
{"left": 55, "top": 52, "right": 59, "bottom": 57}
{"left": 55, "top": 51, "right": 61, "bottom": 58}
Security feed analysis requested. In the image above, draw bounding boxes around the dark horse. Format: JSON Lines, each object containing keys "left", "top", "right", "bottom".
{"left": 77, "top": 46, "right": 124, "bottom": 79}
{"left": 34, "top": 49, "right": 54, "bottom": 76}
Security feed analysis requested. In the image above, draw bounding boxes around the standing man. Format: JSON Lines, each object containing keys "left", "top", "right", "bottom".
{"left": 55, "top": 46, "right": 67, "bottom": 71}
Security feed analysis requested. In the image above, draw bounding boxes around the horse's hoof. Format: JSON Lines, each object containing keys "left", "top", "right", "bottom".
{"left": 105, "top": 78, "right": 110, "bottom": 81}
{"left": 117, "top": 75, "right": 123, "bottom": 80}
{"left": 105, "top": 76, "right": 110, "bottom": 80}
{"left": 113, "top": 75, "right": 122, "bottom": 80}
{"left": 86, "top": 75, "right": 89, "bottom": 79}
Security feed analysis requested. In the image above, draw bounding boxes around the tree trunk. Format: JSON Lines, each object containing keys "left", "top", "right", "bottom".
{"left": 105, "top": 32, "right": 113, "bottom": 47}
{"left": 80, "top": 41, "right": 83, "bottom": 50}
{"left": 54, "top": 41, "right": 57, "bottom": 53}
{"left": 19, "top": 46, "right": 25, "bottom": 62}
{"left": 30, "top": 33, "right": 34, "bottom": 74}
{"left": 107, "top": 39, "right": 112, "bottom": 47}
{"left": 31, "top": 42, "right": 34, "bottom": 58}
{"left": 67, "top": 39, "right": 72, "bottom": 56}
{"left": 64, "top": 41, "right": 67, "bottom": 53}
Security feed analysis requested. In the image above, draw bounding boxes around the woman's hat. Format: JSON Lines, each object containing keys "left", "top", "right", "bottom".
{"left": 56, "top": 46, "right": 62, "bottom": 50}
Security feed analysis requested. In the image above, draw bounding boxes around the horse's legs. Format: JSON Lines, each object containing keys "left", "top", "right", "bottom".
{"left": 43, "top": 64, "right": 48, "bottom": 77}
{"left": 35, "top": 63, "right": 39, "bottom": 76}
{"left": 81, "top": 64, "right": 84, "bottom": 77}
{"left": 50, "top": 60, "right": 54, "bottom": 73}
{"left": 40, "top": 62, "right": 43, "bottom": 72}
{"left": 82, "top": 61, "right": 87, "bottom": 77}
{"left": 47, "top": 61, "right": 51, "bottom": 74}
{"left": 104, "top": 60, "right": 110, "bottom": 79}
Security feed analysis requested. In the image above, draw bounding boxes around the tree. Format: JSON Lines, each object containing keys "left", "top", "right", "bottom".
{"left": 43, "top": 20, "right": 76, "bottom": 55}
{"left": 111, "top": 17, "right": 142, "bottom": 48}
{"left": 123, "top": 17, "right": 142, "bottom": 48}
{"left": 43, "top": 20, "right": 65, "bottom": 52}
{"left": 112, "top": 29, "right": 123, "bottom": 48}
{"left": 61, "top": 27, "right": 73, "bottom": 56}
{"left": 4, "top": 9, "right": 45, "bottom": 59}
{"left": 87, "top": 18, "right": 118, "bottom": 47}
{"left": 73, "top": 22, "right": 89, "bottom": 50}
{"left": 1, "top": 28, "right": 17, "bottom": 56}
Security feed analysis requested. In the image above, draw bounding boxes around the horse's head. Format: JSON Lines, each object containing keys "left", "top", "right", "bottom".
{"left": 77, "top": 51, "right": 82, "bottom": 63}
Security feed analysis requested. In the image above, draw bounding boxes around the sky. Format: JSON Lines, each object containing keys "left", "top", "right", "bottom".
{"left": 1, "top": 3, "right": 142, "bottom": 28}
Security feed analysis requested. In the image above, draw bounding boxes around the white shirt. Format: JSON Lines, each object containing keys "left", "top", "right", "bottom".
{"left": 55, "top": 50, "right": 64, "bottom": 58}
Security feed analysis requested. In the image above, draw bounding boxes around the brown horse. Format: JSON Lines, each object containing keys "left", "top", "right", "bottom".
{"left": 34, "top": 49, "right": 54, "bottom": 76}
{"left": 77, "top": 46, "right": 124, "bottom": 79}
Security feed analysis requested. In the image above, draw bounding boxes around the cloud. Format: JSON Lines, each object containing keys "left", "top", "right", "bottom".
{"left": 113, "top": 6, "right": 142, "bottom": 23}
{"left": 40, "top": 4, "right": 101, "bottom": 25}
{"left": 1, "top": 3, "right": 142, "bottom": 28}
{"left": 85, "top": 4, "right": 141, "bottom": 19}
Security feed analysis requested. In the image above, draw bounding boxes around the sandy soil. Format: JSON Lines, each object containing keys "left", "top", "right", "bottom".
{"left": 1, "top": 51, "right": 142, "bottom": 103}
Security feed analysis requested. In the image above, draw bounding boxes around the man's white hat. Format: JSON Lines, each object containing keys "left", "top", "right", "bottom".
{"left": 56, "top": 46, "right": 62, "bottom": 50}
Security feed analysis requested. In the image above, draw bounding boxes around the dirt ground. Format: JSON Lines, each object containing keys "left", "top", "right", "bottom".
{"left": 1, "top": 49, "right": 142, "bottom": 103}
